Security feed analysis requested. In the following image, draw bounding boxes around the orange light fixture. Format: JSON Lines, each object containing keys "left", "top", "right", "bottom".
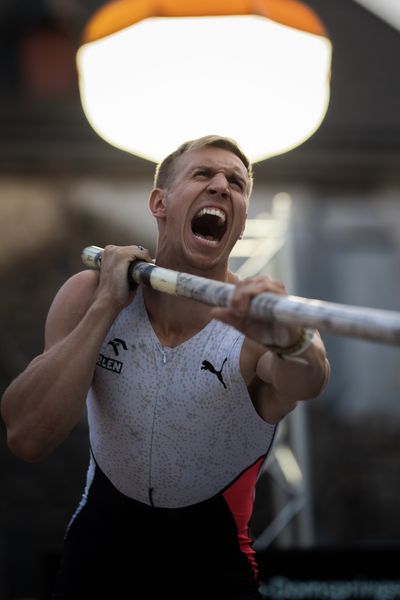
{"left": 77, "top": 0, "right": 332, "bottom": 163}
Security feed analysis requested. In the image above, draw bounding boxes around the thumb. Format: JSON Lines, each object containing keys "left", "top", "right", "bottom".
{"left": 210, "top": 307, "right": 235, "bottom": 325}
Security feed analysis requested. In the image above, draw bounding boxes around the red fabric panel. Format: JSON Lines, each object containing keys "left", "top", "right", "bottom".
{"left": 223, "top": 456, "right": 265, "bottom": 576}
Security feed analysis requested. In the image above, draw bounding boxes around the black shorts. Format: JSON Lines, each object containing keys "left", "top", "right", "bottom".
{"left": 52, "top": 464, "right": 263, "bottom": 600}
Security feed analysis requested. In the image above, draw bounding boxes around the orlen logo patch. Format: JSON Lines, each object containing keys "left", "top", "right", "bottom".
{"left": 97, "top": 354, "right": 124, "bottom": 374}
{"left": 107, "top": 338, "right": 128, "bottom": 356}
{"left": 97, "top": 338, "right": 128, "bottom": 374}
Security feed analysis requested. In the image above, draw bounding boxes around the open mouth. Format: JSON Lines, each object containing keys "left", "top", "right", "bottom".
{"left": 191, "top": 207, "right": 227, "bottom": 245}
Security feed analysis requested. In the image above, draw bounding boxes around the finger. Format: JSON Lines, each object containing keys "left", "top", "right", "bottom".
{"left": 102, "top": 245, "right": 152, "bottom": 265}
{"left": 133, "top": 245, "right": 152, "bottom": 262}
{"left": 243, "top": 276, "right": 286, "bottom": 294}
{"left": 229, "top": 281, "right": 263, "bottom": 315}
{"left": 230, "top": 278, "right": 287, "bottom": 316}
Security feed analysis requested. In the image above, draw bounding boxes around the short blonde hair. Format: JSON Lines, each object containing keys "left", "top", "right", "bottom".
{"left": 154, "top": 135, "right": 253, "bottom": 196}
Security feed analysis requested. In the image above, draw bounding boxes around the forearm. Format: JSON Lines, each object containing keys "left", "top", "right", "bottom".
{"left": 1, "top": 298, "right": 119, "bottom": 461}
{"left": 256, "top": 332, "right": 330, "bottom": 403}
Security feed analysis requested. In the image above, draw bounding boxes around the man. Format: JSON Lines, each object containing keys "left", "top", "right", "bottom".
{"left": 1, "top": 135, "right": 329, "bottom": 599}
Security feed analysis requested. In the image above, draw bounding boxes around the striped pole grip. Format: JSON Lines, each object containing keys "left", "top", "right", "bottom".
{"left": 81, "top": 245, "right": 400, "bottom": 346}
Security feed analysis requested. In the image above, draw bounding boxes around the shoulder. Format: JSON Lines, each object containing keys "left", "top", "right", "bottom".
{"left": 53, "top": 269, "right": 100, "bottom": 300}
{"left": 44, "top": 269, "right": 100, "bottom": 349}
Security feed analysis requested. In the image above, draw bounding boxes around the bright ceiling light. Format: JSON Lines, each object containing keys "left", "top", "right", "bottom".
{"left": 353, "top": 0, "right": 400, "bottom": 32}
{"left": 77, "top": 0, "right": 332, "bottom": 163}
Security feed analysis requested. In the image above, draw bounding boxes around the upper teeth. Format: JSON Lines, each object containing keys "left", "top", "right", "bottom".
{"left": 196, "top": 207, "right": 226, "bottom": 223}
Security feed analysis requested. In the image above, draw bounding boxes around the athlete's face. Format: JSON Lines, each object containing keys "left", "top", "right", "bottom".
{"left": 150, "top": 147, "right": 250, "bottom": 272}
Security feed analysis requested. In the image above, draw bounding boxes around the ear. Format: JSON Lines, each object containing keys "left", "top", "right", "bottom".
{"left": 149, "top": 188, "right": 167, "bottom": 218}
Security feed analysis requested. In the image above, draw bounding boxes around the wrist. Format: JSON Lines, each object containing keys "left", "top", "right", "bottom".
{"left": 264, "top": 327, "right": 316, "bottom": 363}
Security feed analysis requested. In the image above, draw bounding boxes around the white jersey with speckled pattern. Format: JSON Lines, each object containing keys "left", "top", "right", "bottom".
{"left": 87, "top": 285, "right": 276, "bottom": 508}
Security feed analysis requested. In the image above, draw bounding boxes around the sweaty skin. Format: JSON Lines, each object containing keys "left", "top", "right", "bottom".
{"left": 1, "top": 147, "right": 329, "bottom": 460}
{"left": 0, "top": 142, "right": 329, "bottom": 600}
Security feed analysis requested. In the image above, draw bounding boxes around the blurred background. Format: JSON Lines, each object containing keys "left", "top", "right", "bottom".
{"left": 0, "top": 1, "right": 400, "bottom": 599}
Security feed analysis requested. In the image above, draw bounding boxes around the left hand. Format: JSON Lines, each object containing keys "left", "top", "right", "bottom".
{"left": 211, "top": 275, "right": 302, "bottom": 349}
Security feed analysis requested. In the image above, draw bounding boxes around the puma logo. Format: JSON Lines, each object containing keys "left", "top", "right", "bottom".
{"left": 201, "top": 358, "right": 228, "bottom": 389}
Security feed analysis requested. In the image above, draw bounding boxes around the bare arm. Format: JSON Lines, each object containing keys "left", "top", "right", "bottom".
{"left": 0, "top": 244, "right": 151, "bottom": 462}
{"left": 211, "top": 275, "right": 330, "bottom": 423}
{"left": 246, "top": 331, "right": 329, "bottom": 423}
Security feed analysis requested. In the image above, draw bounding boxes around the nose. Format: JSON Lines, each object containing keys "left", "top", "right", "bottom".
{"left": 207, "top": 173, "right": 229, "bottom": 197}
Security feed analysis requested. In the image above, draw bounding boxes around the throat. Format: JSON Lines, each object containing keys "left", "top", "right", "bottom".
{"left": 143, "top": 289, "right": 212, "bottom": 348}
{"left": 151, "top": 316, "right": 211, "bottom": 348}
{"left": 152, "top": 325, "right": 198, "bottom": 348}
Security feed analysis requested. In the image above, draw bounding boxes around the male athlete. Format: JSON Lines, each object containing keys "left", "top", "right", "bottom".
{"left": 1, "top": 135, "right": 330, "bottom": 599}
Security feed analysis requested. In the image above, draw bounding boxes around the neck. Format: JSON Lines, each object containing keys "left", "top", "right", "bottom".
{"left": 143, "top": 286, "right": 213, "bottom": 347}
{"left": 154, "top": 248, "right": 229, "bottom": 282}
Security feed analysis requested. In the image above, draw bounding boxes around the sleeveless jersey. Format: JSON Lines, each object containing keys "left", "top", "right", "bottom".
{"left": 87, "top": 286, "right": 277, "bottom": 509}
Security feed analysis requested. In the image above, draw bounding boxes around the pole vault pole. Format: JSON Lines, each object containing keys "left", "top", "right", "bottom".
{"left": 81, "top": 245, "right": 400, "bottom": 346}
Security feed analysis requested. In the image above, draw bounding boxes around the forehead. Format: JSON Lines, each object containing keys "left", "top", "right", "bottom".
{"left": 175, "top": 146, "right": 249, "bottom": 180}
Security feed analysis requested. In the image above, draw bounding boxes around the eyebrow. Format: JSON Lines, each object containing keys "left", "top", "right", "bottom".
{"left": 191, "top": 164, "right": 248, "bottom": 186}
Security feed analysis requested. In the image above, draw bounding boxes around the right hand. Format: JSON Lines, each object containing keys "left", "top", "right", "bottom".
{"left": 95, "top": 244, "right": 152, "bottom": 309}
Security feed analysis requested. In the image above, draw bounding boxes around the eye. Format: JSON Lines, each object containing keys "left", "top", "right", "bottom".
{"left": 229, "top": 176, "right": 244, "bottom": 191}
{"left": 194, "top": 169, "right": 211, "bottom": 179}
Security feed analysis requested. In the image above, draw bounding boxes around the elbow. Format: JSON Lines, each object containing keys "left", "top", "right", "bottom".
{"left": 1, "top": 403, "right": 43, "bottom": 462}
{"left": 303, "top": 357, "right": 331, "bottom": 401}
{"left": 6, "top": 427, "right": 52, "bottom": 463}
{"left": 312, "top": 357, "right": 330, "bottom": 398}
{"left": 1, "top": 389, "right": 59, "bottom": 463}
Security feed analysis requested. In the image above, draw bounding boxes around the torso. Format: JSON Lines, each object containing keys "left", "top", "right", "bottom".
{"left": 87, "top": 286, "right": 276, "bottom": 508}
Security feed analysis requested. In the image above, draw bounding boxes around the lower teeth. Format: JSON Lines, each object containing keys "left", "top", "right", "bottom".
{"left": 195, "top": 233, "right": 218, "bottom": 243}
